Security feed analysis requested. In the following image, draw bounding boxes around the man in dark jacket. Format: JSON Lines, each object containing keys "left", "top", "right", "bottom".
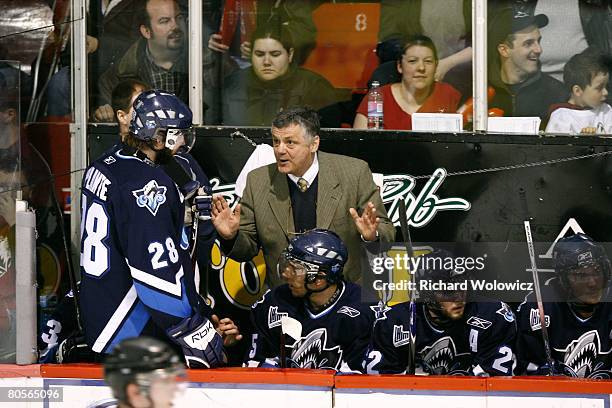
{"left": 487, "top": 7, "right": 567, "bottom": 121}
{"left": 94, "top": 0, "right": 188, "bottom": 122}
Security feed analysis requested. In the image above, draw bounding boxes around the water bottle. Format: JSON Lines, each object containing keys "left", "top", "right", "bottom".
{"left": 367, "top": 81, "right": 384, "bottom": 129}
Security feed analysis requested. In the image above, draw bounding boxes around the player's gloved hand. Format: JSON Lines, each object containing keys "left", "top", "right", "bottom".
{"left": 533, "top": 361, "right": 572, "bottom": 376}
{"left": 167, "top": 312, "right": 225, "bottom": 369}
{"left": 180, "top": 180, "right": 200, "bottom": 201}
{"left": 55, "top": 332, "right": 97, "bottom": 363}
{"left": 192, "top": 186, "right": 213, "bottom": 221}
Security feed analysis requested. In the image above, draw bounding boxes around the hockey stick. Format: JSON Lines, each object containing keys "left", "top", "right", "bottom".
{"left": 398, "top": 200, "right": 416, "bottom": 375}
{"left": 520, "top": 189, "right": 556, "bottom": 374}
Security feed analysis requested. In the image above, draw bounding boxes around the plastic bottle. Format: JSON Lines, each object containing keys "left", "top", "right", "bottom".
{"left": 367, "top": 81, "right": 384, "bottom": 129}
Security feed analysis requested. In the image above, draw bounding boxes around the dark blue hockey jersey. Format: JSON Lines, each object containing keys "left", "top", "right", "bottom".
{"left": 245, "top": 282, "right": 374, "bottom": 372}
{"left": 365, "top": 301, "right": 516, "bottom": 375}
{"left": 516, "top": 282, "right": 612, "bottom": 378}
{"left": 79, "top": 145, "right": 206, "bottom": 354}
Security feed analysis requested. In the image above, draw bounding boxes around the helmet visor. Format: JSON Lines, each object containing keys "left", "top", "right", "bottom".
{"left": 278, "top": 251, "right": 319, "bottom": 282}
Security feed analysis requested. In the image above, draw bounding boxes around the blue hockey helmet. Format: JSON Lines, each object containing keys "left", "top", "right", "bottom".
{"left": 129, "top": 90, "right": 195, "bottom": 153}
{"left": 552, "top": 233, "right": 611, "bottom": 291}
{"left": 416, "top": 248, "right": 469, "bottom": 304}
{"left": 279, "top": 229, "right": 348, "bottom": 284}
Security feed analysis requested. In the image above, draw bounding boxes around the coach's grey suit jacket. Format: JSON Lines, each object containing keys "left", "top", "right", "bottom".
{"left": 222, "top": 151, "right": 395, "bottom": 287}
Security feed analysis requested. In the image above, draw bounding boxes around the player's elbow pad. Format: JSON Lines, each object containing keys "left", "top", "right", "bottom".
{"left": 167, "top": 313, "right": 225, "bottom": 369}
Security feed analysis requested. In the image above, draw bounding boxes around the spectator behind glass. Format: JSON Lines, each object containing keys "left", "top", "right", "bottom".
{"left": 513, "top": 0, "right": 612, "bottom": 82}
{"left": 221, "top": 26, "right": 339, "bottom": 126}
{"left": 353, "top": 35, "right": 461, "bottom": 130}
{"left": 546, "top": 49, "right": 611, "bottom": 134}
{"left": 375, "top": 0, "right": 472, "bottom": 96}
{"left": 487, "top": 6, "right": 567, "bottom": 121}
{"left": 205, "top": 0, "right": 320, "bottom": 125}
{"left": 94, "top": 0, "right": 187, "bottom": 122}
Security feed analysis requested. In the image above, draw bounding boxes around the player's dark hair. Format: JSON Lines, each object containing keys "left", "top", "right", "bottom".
{"left": 398, "top": 34, "right": 438, "bottom": 64}
{"left": 272, "top": 106, "right": 320, "bottom": 141}
{"left": 124, "top": 130, "right": 150, "bottom": 151}
{"left": 111, "top": 79, "right": 150, "bottom": 119}
{"left": 563, "top": 48, "right": 609, "bottom": 94}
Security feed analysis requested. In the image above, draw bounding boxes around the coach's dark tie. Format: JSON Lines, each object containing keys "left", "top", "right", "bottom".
{"left": 297, "top": 177, "right": 308, "bottom": 192}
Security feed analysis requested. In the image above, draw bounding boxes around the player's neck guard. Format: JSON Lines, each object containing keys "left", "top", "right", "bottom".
{"left": 307, "top": 281, "right": 343, "bottom": 313}
{"left": 569, "top": 301, "right": 599, "bottom": 318}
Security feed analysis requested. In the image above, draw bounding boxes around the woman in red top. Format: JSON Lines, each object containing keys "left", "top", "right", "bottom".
{"left": 354, "top": 35, "right": 461, "bottom": 130}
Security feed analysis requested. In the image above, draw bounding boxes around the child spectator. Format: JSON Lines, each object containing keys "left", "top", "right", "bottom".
{"left": 546, "top": 49, "right": 611, "bottom": 134}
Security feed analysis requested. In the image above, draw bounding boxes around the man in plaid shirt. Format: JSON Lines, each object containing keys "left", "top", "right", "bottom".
{"left": 95, "top": 0, "right": 188, "bottom": 122}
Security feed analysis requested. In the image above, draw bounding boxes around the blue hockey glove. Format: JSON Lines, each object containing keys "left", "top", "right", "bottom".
{"left": 180, "top": 180, "right": 200, "bottom": 201}
{"left": 192, "top": 187, "right": 212, "bottom": 221}
{"left": 533, "top": 361, "right": 571, "bottom": 376}
{"left": 167, "top": 313, "right": 225, "bottom": 368}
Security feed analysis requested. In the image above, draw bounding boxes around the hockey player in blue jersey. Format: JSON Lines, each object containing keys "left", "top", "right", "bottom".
{"left": 79, "top": 90, "right": 237, "bottom": 368}
{"left": 516, "top": 233, "right": 611, "bottom": 378}
{"left": 365, "top": 249, "right": 516, "bottom": 375}
{"left": 245, "top": 229, "right": 374, "bottom": 372}
{"left": 40, "top": 83, "right": 218, "bottom": 363}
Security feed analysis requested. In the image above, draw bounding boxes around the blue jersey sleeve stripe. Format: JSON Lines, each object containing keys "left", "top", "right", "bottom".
{"left": 133, "top": 280, "right": 192, "bottom": 318}
{"left": 104, "top": 300, "right": 151, "bottom": 353}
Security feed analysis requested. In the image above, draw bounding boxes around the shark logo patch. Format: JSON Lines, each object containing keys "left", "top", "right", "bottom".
{"left": 420, "top": 336, "right": 470, "bottom": 375}
{"left": 287, "top": 328, "right": 343, "bottom": 370}
{"left": 556, "top": 330, "right": 604, "bottom": 378}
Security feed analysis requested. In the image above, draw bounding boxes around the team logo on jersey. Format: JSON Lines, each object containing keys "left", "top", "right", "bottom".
{"left": 556, "top": 330, "right": 604, "bottom": 378}
{"left": 420, "top": 336, "right": 469, "bottom": 375}
{"left": 287, "top": 328, "right": 343, "bottom": 370}
{"left": 529, "top": 308, "right": 550, "bottom": 331}
{"left": 466, "top": 316, "right": 492, "bottom": 330}
{"left": 393, "top": 325, "right": 412, "bottom": 347}
{"left": 370, "top": 302, "right": 391, "bottom": 321}
{"left": 103, "top": 156, "right": 116, "bottom": 165}
{"left": 337, "top": 306, "right": 360, "bottom": 318}
{"left": 267, "top": 306, "right": 288, "bottom": 329}
{"left": 132, "top": 180, "right": 167, "bottom": 216}
{"left": 496, "top": 303, "right": 515, "bottom": 323}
